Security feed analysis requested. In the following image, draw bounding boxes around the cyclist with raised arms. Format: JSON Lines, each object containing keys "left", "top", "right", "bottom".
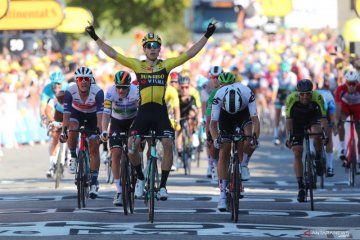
{"left": 336, "top": 69, "right": 360, "bottom": 172}
{"left": 210, "top": 72, "right": 260, "bottom": 211}
{"left": 60, "top": 67, "right": 104, "bottom": 199}
{"left": 86, "top": 20, "right": 217, "bottom": 200}
{"left": 100, "top": 71, "right": 139, "bottom": 206}
{"left": 285, "top": 79, "right": 327, "bottom": 203}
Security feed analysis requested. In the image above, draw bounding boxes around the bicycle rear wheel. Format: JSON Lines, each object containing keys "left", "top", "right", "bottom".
{"left": 349, "top": 140, "right": 356, "bottom": 187}
{"left": 320, "top": 147, "right": 326, "bottom": 189}
{"left": 305, "top": 154, "right": 314, "bottom": 211}
{"left": 121, "top": 153, "right": 129, "bottom": 215}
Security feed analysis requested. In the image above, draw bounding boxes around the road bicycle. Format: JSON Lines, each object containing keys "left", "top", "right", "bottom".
{"left": 179, "top": 117, "right": 194, "bottom": 175}
{"left": 112, "top": 132, "right": 137, "bottom": 215}
{"left": 341, "top": 117, "right": 359, "bottom": 187}
{"left": 133, "top": 130, "right": 173, "bottom": 223}
{"left": 219, "top": 133, "right": 256, "bottom": 223}
{"left": 294, "top": 128, "right": 327, "bottom": 211}
{"left": 68, "top": 127, "right": 98, "bottom": 209}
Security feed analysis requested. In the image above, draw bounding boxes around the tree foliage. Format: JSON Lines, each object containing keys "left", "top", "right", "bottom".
{"left": 65, "top": 0, "right": 190, "bottom": 34}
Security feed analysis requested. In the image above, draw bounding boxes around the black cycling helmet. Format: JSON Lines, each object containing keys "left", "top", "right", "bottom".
{"left": 179, "top": 75, "right": 190, "bottom": 85}
{"left": 114, "top": 71, "right": 131, "bottom": 86}
{"left": 297, "top": 79, "right": 313, "bottom": 92}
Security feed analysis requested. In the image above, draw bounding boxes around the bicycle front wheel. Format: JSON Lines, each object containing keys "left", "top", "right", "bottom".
{"left": 232, "top": 156, "right": 240, "bottom": 223}
{"left": 349, "top": 140, "right": 356, "bottom": 187}
{"left": 55, "top": 143, "right": 64, "bottom": 189}
{"left": 305, "top": 154, "right": 314, "bottom": 211}
{"left": 149, "top": 158, "right": 156, "bottom": 223}
{"left": 76, "top": 153, "right": 83, "bottom": 209}
{"left": 121, "top": 153, "right": 129, "bottom": 215}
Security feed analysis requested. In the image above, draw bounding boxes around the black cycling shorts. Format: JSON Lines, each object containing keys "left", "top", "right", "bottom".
{"left": 219, "top": 107, "right": 252, "bottom": 139}
{"left": 130, "top": 103, "right": 174, "bottom": 137}
{"left": 291, "top": 119, "right": 320, "bottom": 146}
{"left": 109, "top": 117, "right": 134, "bottom": 148}
{"left": 70, "top": 109, "right": 97, "bottom": 132}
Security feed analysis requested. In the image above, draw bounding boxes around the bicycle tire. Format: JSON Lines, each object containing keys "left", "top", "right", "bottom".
{"left": 349, "top": 140, "right": 356, "bottom": 187}
{"left": 320, "top": 147, "right": 326, "bottom": 189}
{"left": 129, "top": 165, "right": 136, "bottom": 214}
{"left": 76, "top": 152, "right": 83, "bottom": 209}
{"left": 105, "top": 154, "right": 112, "bottom": 183}
{"left": 149, "top": 157, "right": 156, "bottom": 223}
{"left": 55, "top": 143, "right": 64, "bottom": 189}
{"left": 121, "top": 153, "right": 129, "bottom": 215}
{"left": 79, "top": 151, "right": 88, "bottom": 208}
{"left": 305, "top": 154, "right": 314, "bottom": 211}
{"left": 232, "top": 155, "right": 240, "bottom": 223}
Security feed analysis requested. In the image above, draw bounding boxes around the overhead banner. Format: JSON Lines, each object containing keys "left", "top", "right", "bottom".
{"left": 258, "top": 0, "right": 292, "bottom": 17}
{"left": 0, "top": 0, "right": 64, "bottom": 30}
{"left": 355, "top": 0, "right": 360, "bottom": 17}
{"left": 0, "top": 0, "right": 10, "bottom": 19}
{"left": 56, "top": 7, "right": 93, "bottom": 33}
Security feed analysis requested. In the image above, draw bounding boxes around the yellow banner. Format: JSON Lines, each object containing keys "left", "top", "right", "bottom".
{"left": 0, "top": 0, "right": 9, "bottom": 19}
{"left": 0, "top": 0, "right": 64, "bottom": 30}
{"left": 56, "top": 7, "right": 93, "bottom": 33}
{"left": 355, "top": 0, "right": 360, "bottom": 17}
{"left": 258, "top": 0, "right": 292, "bottom": 17}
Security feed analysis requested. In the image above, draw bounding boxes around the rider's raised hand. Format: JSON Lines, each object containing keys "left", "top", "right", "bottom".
{"left": 85, "top": 23, "right": 99, "bottom": 41}
{"left": 204, "top": 18, "right": 217, "bottom": 38}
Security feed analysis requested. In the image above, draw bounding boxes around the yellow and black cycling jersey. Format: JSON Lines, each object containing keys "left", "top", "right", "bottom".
{"left": 285, "top": 91, "right": 327, "bottom": 121}
{"left": 115, "top": 53, "right": 190, "bottom": 107}
{"left": 165, "top": 85, "right": 180, "bottom": 115}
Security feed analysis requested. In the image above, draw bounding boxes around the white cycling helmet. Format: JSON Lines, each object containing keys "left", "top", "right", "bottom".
{"left": 345, "top": 69, "right": 359, "bottom": 82}
{"left": 209, "top": 66, "right": 223, "bottom": 77}
{"left": 222, "top": 88, "right": 242, "bottom": 114}
{"left": 75, "top": 66, "right": 93, "bottom": 78}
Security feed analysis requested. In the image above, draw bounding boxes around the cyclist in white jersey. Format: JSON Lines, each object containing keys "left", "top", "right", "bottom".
{"left": 100, "top": 71, "right": 139, "bottom": 206}
{"left": 316, "top": 81, "right": 337, "bottom": 177}
{"left": 60, "top": 67, "right": 104, "bottom": 199}
{"left": 272, "top": 62, "right": 298, "bottom": 145}
{"left": 210, "top": 73, "right": 260, "bottom": 211}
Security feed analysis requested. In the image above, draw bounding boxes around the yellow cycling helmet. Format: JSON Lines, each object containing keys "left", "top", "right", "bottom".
{"left": 142, "top": 32, "right": 162, "bottom": 47}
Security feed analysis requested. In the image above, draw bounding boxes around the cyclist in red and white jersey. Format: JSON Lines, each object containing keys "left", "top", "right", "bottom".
{"left": 336, "top": 69, "right": 360, "bottom": 172}
{"left": 60, "top": 67, "right": 104, "bottom": 199}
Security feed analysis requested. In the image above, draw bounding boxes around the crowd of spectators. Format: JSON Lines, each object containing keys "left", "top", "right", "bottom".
{"left": 0, "top": 26, "right": 347, "bottom": 153}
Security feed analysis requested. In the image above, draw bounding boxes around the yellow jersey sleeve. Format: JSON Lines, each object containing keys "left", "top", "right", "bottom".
{"left": 165, "top": 85, "right": 180, "bottom": 109}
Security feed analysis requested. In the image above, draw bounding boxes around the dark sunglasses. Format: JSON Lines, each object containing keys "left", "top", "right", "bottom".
{"left": 347, "top": 81, "right": 357, "bottom": 87}
{"left": 144, "top": 42, "right": 160, "bottom": 49}
{"left": 180, "top": 85, "right": 189, "bottom": 90}
{"left": 299, "top": 91, "right": 312, "bottom": 97}
{"left": 116, "top": 85, "right": 130, "bottom": 90}
{"left": 76, "top": 76, "right": 91, "bottom": 83}
{"left": 170, "top": 81, "right": 178, "bottom": 84}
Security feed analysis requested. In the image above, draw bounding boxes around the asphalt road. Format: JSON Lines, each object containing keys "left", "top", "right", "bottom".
{"left": 0, "top": 135, "right": 360, "bottom": 240}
